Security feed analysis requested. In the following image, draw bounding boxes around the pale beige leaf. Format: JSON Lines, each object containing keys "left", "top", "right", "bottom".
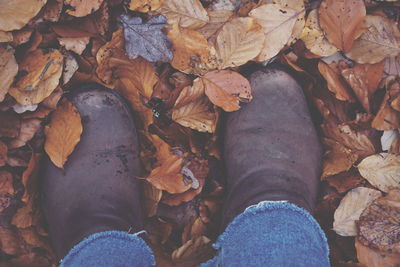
{"left": 356, "top": 240, "right": 400, "bottom": 267}
{"left": 129, "top": 0, "right": 163, "bottom": 12}
{"left": 65, "top": 0, "right": 103, "bottom": 17}
{"left": 215, "top": 17, "right": 265, "bottom": 69}
{"left": 275, "top": 0, "right": 306, "bottom": 45}
{"left": 44, "top": 98, "right": 83, "bottom": 168}
{"left": 346, "top": 15, "right": 400, "bottom": 64}
{"left": 9, "top": 49, "right": 63, "bottom": 106}
{"left": 0, "top": 0, "right": 47, "bottom": 31}
{"left": 0, "top": 45, "right": 18, "bottom": 102}
{"left": 300, "top": 9, "right": 337, "bottom": 57}
{"left": 197, "top": 10, "right": 233, "bottom": 40}
{"left": 58, "top": 37, "right": 90, "bottom": 55}
{"left": 0, "top": 31, "right": 13, "bottom": 42}
{"left": 63, "top": 52, "right": 78, "bottom": 85}
{"left": 358, "top": 153, "right": 400, "bottom": 192}
{"left": 158, "top": 0, "right": 209, "bottom": 29}
{"left": 249, "top": 4, "right": 299, "bottom": 61}
{"left": 333, "top": 187, "right": 382, "bottom": 236}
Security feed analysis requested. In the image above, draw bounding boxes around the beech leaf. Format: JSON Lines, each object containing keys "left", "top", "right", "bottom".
{"left": 119, "top": 14, "right": 173, "bottom": 62}
{"left": 129, "top": 0, "right": 163, "bottom": 12}
{"left": 64, "top": 0, "right": 103, "bottom": 17}
{"left": 0, "top": 0, "right": 47, "bottom": 31}
{"left": 197, "top": 10, "right": 233, "bottom": 40}
{"left": 0, "top": 45, "right": 18, "bottom": 102}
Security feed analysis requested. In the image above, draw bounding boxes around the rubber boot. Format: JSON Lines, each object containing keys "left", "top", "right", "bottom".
{"left": 41, "top": 85, "right": 143, "bottom": 259}
{"left": 222, "top": 67, "right": 322, "bottom": 228}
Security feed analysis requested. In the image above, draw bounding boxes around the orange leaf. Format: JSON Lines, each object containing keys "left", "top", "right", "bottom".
{"left": 44, "top": 98, "right": 83, "bottom": 168}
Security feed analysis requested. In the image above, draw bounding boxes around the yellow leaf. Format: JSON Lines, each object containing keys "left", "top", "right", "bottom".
{"left": 129, "top": 0, "right": 163, "bottom": 12}
{"left": 300, "top": 9, "right": 337, "bottom": 57}
{"left": 158, "top": 0, "right": 209, "bottom": 29}
{"left": 172, "top": 79, "right": 217, "bottom": 133}
{"left": 0, "top": 45, "right": 18, "bottom": 102}
{"left": 0, "top": 0, "right": 47, "bottom": 31}
{"left": 197, "top": 9, "right": 233, "bottom": 40}
{"left": 8, "top": 49, "right": 63, "bottom": 106}
{"left": 249, "top": 3, "right": 300, "bottom": 61}
{"left": 215, "top": 17, "right": 265, "bottom": 69}
{"left": 358, "top": 153, "right": 400, "bottom": 193}
{"left": 44, "top": 99, "right": 83, "bottom": 168}
{"left": 65, "top": 0, "right": 103, "bottom": 17}
{"left": 167, "top": 24, "right": 212, "bottom": 75}
{"left": 346, "top": 15, "right": 400, "bottom": 64}
{"left": 58, "top": 37, "right": 90, "bottom": 55}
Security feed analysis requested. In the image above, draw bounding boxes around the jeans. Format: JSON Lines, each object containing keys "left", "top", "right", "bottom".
{"left": 60, "top": 201, "right": 330, "bottom": 267}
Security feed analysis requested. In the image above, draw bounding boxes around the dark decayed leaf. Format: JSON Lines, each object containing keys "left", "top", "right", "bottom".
{"left": 119, "top": 14, "right": 173, "bottom": 62}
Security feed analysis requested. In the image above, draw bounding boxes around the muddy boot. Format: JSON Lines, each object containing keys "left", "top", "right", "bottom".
{"left": 222, "top": 67, "right": 322, "bottom": 227}
{"left": 41, "top": 85, "right": 143, "bottom": 259}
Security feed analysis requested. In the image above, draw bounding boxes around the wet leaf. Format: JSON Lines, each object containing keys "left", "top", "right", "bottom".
{"left": 202, "top": 70, "right": 252, "bottom": 112}
{"left": 129, "top": 0, "right": 163, "bottom": 12}
{"left": 346, "top": 15, "right": 400, "bottom": 64}
{"left": 0, "top": 0, "right": 47, "bottom": 31}
{"left": 333, "top": 187, "right": 382, "bottom": 236}
{"left": 0, "top": 45, "right": 18, "bottom": 102}
{"left": 44, "top": 98, "right": 83, "bottom": 168}
{"left": 9, "top": 49, "right": 63, "bottom": 106}
{"left": 318, "top": 0, "right": 366, "bottom": 52}
{"left": 120, "top": 14, "right": 173, "bottom": 62}
{"left": 215, "top": 17, "right": 265, "bottom": 69}
{"left": 58, "top": 37, "right": 90, "bottom": 55}
{"left": 358, "top": 153, "right": 400, "bottom": 193}
{"left": 159, "top": 0, "right": 209, "bottom": 29}
{"left": 64, "top": 0, "right": 103, "bottom": 17}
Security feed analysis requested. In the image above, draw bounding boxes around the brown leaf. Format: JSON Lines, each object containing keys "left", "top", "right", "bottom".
{"left": 325, "top": 169, "right": 365, "bottom": 194}
{"left": 0, "top": 30, "right": 13, "bottom": 42}
{"left": 58, "top": 37, "right": 90, "bottom": 55}
{"left": 0, "top": 171, "right": 14, "bottom": 195}
{"left": 355, "top": 239, "right": 400, "bottom": 267}
{"left": 171, "top": 236, "right": 215, "bottom": 267}
{"left": 341, "top": 61, "right": 385, "bottom": 112}
{"left": 9, "top": 49, "right": 63, "bottom": 106}
{"left": 197, "top": 10, "right": 233, "bottom": 40}
{"left": 0, "top": 0, "right": 47, "bottom": 31}
{"left": 0, "top": 141, "right": 8, "bottom": 167}
{"left": 147, "top": 154, "right": 191, "bottom": 194}
{"left": 0, "top": 227, "right": 22, "bottom": 255}
{"left": 41, "top": 86, "right": 63, "bottom": 109}
{"left": 182, "top": 217, "right": 207, "bottom": 244}
{"left": 44, "top": 98, "right": 83, "bottom": 168}
{"left": 318, "top": 0, "right": 366, "bottom": 52}
{"left": 129, "top": 0, "right": 163, "bottom": 12}
{"left": 358, "top": 189, "right": 400, "bottom": 254}
{"left": 202, "top": 70, "right": 252, "bottom": 112}
{"left": 345, "top": 15, "right": 400, "bottom": 64}
{"left": 21, "top": 153, "right": 41, "bottom": 203}
{"left": 12, "top": 200, "right": 36, "bottom": 228}
{"left": 42, "top": 0, "right": 63, "bottom": 22}
{"left": 8, "top": 252, "right": 51, "bottom": 267}
{"left": 172, "top": 79, "right": 217, "bottom": 133}
{"left": 65, "top": 0, "right": 103, "bottom": 17}
{"left": 167, "top": 23, "right": 212, "bottom": 75}
{"left": 0, "top": 45, "right": 18, "bottom": 102}
{"left": 372, "top": 87, "right": 400, "bottom": 131}
{"left": 8, "top": 119, "right": 41, "bottom": 148}
{"left": 0, "top": 111, "right": 21, "bottom": 138}
{"left": 142, "top": 182, "right": 162, "bottom": 217}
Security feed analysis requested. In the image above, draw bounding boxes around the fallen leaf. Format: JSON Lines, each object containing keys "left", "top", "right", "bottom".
{"left": 300, "top": 9, "right": 338, "bottom": 57}
{"left": 9, "top": 252, "right": 51, "bottom": 267}
{"left": 0, "top": 45, "right": 18, "bottom": 102}
{"left": 355, "top": 240, "right": 400, "bottom": 267}
{"left": 0, "top": 0, "right": 47, "bottom": 31}
{"left": 0, "top": 111, "right": 21, "bottom": 138}
{"left": 12, "top": 200, "right": 36, "bottom": 228}
{"left": 8, "top": 119, "right": 41, "bottom": 148}
{"left": 318, "top": 61, "right": 356, "bottom": 102}
{"left": 8, "top": 49, "right": 63, "bottom": 106}
{"left": 341, "top": 61, "right": 385, "bottom": 112}
{"left": 44, "top": 98, "right": 83, "bottom": 168}
{"left": 197, "top": 10, "right": 233, "bottom": 40}
{"left": 325, "top": 169, "right": 365, "bottom": 194}
{"left": 249, "top": 3, "right": 300, "bottom": 61}
{"left": 171, "top": 236, "right": 215, "bottom": 266}
{"left": 0, "top": 141, "right": 7, "bottom": 166}
{"left": 372, "top": 85, "right": 400, "bottom": 130}
{"left": 64, "top": 0, "right": 103, "bottom": 17}
{"left": 275, "top": 0, "right": 306, "bottom": 45}
{"left": 322, "top": 138, "right": 358, "bottom": 179}
{"left": 358, "top": 153, "right": 400, "bottom": 192}
{"left": 346, "top": 15, "right": 400, "bottom": 64}
{"left": 381, "top": 130, "right": 399, "bottom": 151}
{"left": 215, "top": 17, "right": 265, "bottom": 69}
{"left": 167, "top": 23, "right": 212, "bottom": 75}
{"left": 0, "top": 227, "right": 22, "bottom": 255}
{"left": 13, "top": 103, "right": 38, "bottom": 114}
{"left": 172, "top": 79, "right": 217, "bottom": 133}
{"left": 63, "top": 53, "right": 79, "bottom": 85}
{"left": 58, "top": 37, "right": 90, "bottom": 55}
{"left": 129, "top": 0, "right": 163, "bottom": 12}
{"left": 147, "top": 154, "right": 191, "bottom": 194}
{"left": 119, "top": 14, "right": 173, "bottom": 62}
{"left": 0, "top": 31, "right": 13, "bottom": 42}
{"left": 21, "top": 153, "right": 41, "bottom": 203}
{"left": 142, "top": 182, "right": 162, "bottom": 217}
{"left": 385, "top": 56, "right": 400, "bottom": 77}
{"left": 0, "top": 171, "right": 14, "bottom": 195}
{"left": 318, "top": 0, "right": 366, "bottom": 52}
{"left": 182, "top": 217, "right": 207, "bottom": 244}
{"left": 202, "top": 70, "right": 252, "bottom": 112}
{"left": 333, "top": 187, "right": 382, "bottom": 236}
{"left": 158, "top": 0, "right": 209, "bottom": 29}
{"left": 358, "top": 189, "right": 400, "bottom": 254}
{"left": 42, "top": 0, "right": 63, "bottom": 22}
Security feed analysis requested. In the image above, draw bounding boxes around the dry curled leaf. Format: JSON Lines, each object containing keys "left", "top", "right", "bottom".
{"left": 346, "top": 15, "right": 400, "bottom": 64}
{"left": 300, "top": 9, "right": 338, "bottom": 57}
{"left": 8, "top": 49, "right": 63, "bottom": 106}
{"left": 358, "top": 189, "right": 400, "bottom": 254}
{"left": 158, "top": 0, "right": 209, "bottom": 29}
{"left": 202, "top": 70, "right": 252, "bottom": 112}
{"left": 0, "top": 0, "right": 47, "bottom": 31}
{"left": 333, "top": 187, "right": 382, "bottom": 236}
{"left": 215, "top": 17, "right": 265, "bottom": 69}
{"left": 0, "top": 45, "right": 18, "bottom": 102}
{"left": 372, "top": 88, "right": 400, "bottom": 131}
{"left": 64, "top": 0, "right": 103, "bottom": 17}
{"left": 318, "top": 0, "right": 366, "bottom": 52}
{"left": 358, "top": 153, "right": 400, "bottom": 193}
{"left": 44, "top": 98, "right": 83, "bottom": 168}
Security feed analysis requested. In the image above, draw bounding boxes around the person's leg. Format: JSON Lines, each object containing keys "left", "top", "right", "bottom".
{"left": 41, "top": 85, "right": 155, "bottom": 266}
{"left": 204, "top": 67, "right": 329, "bottom": 266}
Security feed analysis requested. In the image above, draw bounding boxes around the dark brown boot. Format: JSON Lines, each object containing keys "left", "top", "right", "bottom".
{"left": 41, "top": 85, "right": 143, "bottom": 259}
{"left": 222, "top": 67, "right": 322, "bottom": 227}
